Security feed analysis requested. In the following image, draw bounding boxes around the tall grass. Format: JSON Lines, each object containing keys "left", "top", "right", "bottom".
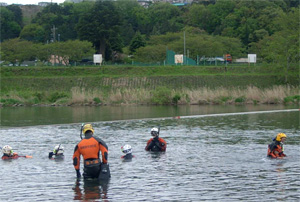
{"left": 68, "top": 85, "right": 299, "bottom": 105}
{"left": 1, "top": 85, "right": 299, "bottom": 106}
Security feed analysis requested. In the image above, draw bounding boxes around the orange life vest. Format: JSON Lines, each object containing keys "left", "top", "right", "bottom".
{"left": 267, "top": 141, "right": 286, "bottom": 158}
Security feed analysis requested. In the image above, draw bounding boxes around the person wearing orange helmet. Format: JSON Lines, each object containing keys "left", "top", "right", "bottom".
{"left": 73, "top": 124, "right": 110, "bottom": 179}
{"left": 145, "top": 127, "right": 167, "bottom": 152}
{"left": 267, "top": 133, "right": 287, "bottom": 158}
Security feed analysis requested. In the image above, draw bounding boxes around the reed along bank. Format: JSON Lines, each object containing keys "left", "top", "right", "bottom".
{"left": 0, "top": 65, "right": 299, "bottom": 106}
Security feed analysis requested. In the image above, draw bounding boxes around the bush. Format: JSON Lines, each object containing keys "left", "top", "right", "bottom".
{"left": 219, "top": 96, "right": 232, "bottom": 103}
{"left": 172, "top": 94, "right": 181, "bottom": 105}
{"left": 93, "top": 97, "right": 102, "bottom": 104}
{"left": 33, "top": 92, "right": 45, "bottom": 102}
{"left": 0, "top": 98, "right": 22, "bottom": 106}
{"left": 48, "top": 92, "right": 68, "bottom": 103}
{"left": 284, "top": 95, "right": 300, "bottom": 104}
{"left": 235, "top": 96, "right": 246, "bottom": 103}
{"left": 151, "top": 86, "right": 172, "bottom": 105}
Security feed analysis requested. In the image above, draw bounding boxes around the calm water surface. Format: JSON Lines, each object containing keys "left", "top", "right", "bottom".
{"left": 0, "top": 105, "right": 299, "bottom": 201}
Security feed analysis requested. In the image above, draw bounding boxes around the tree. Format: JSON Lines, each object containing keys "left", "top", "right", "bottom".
{"left": 134, "top": 44, "right": 166, "bottom": 63}
{"left": 129, "top": 32, "right": 146, "bottom": 54}
{"left": 115, "top": 0, "right": 143, "bottom": 46}
{"left": 133, "top": 30, "right": 244, "bottom": 62}
{"left": 20, "top": 24, "right": 46, "bottom": 43}
{"left": 76, "top": 1, "right": 123, "bottom": 61}
{"left": 0, "top": 7, "right": 21, "bottom": 41}
{"left": 60, "top": 40, "right": 94, "bottom": 64}
{"left": 1, "top": 38, "right": 37, "bottom": 64}
{"left": 6, "top": 5, "right": 23, "bottom": 27}
{"left": 255, "top": 8, "right": 299, "bottom": 81}
{"left": 44, "top": 40, "right": 94, "bottom": 65}
{"left": 148, "top": 2, "right": 184, "bottom": 35}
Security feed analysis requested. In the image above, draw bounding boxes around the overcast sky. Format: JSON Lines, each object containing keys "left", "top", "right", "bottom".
{"left": 1, "top": 0, "right": 65, "bottom": 5}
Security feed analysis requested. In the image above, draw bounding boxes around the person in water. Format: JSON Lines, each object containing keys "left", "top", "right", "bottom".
{"left": 1, "top": 145, "right": 32, "bottom": 160}
{"left": 48, "top": 144, "right": 64, "bottom": 160}
{"left": 267, "top": 133, "right": 287, "bottom": 159}
{"left": 145, "top": 127, "right": 167, "bottom": 152}
{"left": 121, "top": 144, "right": 135, "bottom": 160}
{"left": 73, "top": 124, "right": 109, "bottom": 179}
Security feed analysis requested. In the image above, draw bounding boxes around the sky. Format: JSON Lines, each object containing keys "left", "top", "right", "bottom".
{"left": 1, "top": 0, "right": 65, "bottom": 5}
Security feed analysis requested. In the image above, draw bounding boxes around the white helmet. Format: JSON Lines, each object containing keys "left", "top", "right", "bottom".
{"left": 121, "top": 144, "right": 132, "bottom": 154}
{"left": 2, "top": 145, "right": 13, "bottom": 155}
{"left": 53, "top": 145, "right": 64, "bottom": 155}
{"left": 151, "top": 128, "right": 159, "bottom": 136}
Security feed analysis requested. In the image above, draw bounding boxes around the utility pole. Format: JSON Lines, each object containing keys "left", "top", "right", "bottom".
{"left": 184, "top": 31, "right": 186, "bottom": 65}
{"left": 51, "top": 25, "right": 58, "bottom": 66}
{"left": 51, "top": 25, "right": 57, "bottom": 42}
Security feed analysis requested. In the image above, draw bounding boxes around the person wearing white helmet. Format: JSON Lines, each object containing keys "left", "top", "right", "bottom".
{"left": 121, "top": 144, "right": 135, "bottom": 160}
{"left": 2, "top": 145, "right": 18, "bottom": 160}
{"left": 145, "top": 127, "right": 167, "bottom": 152}
{"left": 1, "top": 145, "right": 32, "bottom": 160}
{"left": 48, "top": 144, "right": 64, "bottom": 160}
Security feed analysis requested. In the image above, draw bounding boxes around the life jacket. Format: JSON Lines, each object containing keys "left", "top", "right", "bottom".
{"left": 145, "top": 137, "right": 167, "bottom": 151}
{"left": 2, "top": 153, "right": 19, "bottom": 160}
{"left": 267, "top": 141, "right": 286, "bottom": 158}
{"left": 73, "top": 134, "right": 108, "bottom": 171}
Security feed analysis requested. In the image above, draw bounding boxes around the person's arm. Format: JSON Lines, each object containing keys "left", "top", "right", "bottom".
{"left": 73, "top": 145, "right": 81, "bottom": 178}
{"left": 95, "top": 136, "right": 108, "bottom": 164}
{"left": 145, "top": 138, "right": 154, "bottom": 151}
{"left": 48, "top": 152, "right": 54, "bottom": 159}
{"left": 99, "top": 144, "right": 108, "bottom": 164}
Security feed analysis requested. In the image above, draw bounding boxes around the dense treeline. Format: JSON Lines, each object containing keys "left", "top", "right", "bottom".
{"left": 0, "top": 0, "right": 299, "bottom": 66}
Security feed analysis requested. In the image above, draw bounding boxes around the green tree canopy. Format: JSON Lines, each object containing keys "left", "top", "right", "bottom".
{"left": 19, "top": 24, "right": 46, "bottom": 42}
{"left": 76, "top": 1, "right": 123, "bottom": 60}
{"left": 0, "top": 7, "right": 22, "bottom": 41}
{"left": 250, "top": 7, "right": 299, "bottom": 81}
{"left": 6, "top": 5, "right": 23, "bottom": 27}
{"left": 148, "top": 2, "right": 184, "bottom": 35}
{"left": 129, "top": 31, "right": 146, "bottom": 54}
{"left": 134, "top": 29, "right": 244, "bottom": 62}
{"left": 1, "top": 38, "right": 37, "bottom": 64}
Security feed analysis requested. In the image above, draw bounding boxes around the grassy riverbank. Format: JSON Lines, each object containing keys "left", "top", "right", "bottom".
{"left": 0, "top": 65, "right": 299, "bottom": 106}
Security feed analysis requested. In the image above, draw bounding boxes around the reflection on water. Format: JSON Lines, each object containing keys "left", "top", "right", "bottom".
{"left": 73, "top": 179, "right": 109, "bottom": 201}
{"left": 0, "top": 104, "right": 298, "bottom": 127}
{"left": 0, "top": 107, "right": 299, "bottom": 201}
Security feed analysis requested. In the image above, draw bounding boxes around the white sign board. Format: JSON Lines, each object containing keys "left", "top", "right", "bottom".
{"left": 248, "top": 54, "right": 256, "bottom": 63}
{"left": 175, "top": 54, "right": 183, "bottom": 64}
{"left": 93, "top": 54, "right": 103, "bottom": 64}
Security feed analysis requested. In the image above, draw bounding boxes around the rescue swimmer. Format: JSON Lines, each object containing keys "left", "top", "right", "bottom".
{"left": 145, "top": 127, "right": 167, "bottom": 152}
{"left": 2, "top": 145, "right": 32, "bottom": 160}
{"left": 121, "top": 144, "right": 135, "bottom": 160}
{"left": 48, "top": 144, "right": 64, "bottom": 160}
{"left": 267, "top": 133, "right": 287, "bottom": 159}
{"left": 73, "top": 124, "right": 110, "bottom": 179}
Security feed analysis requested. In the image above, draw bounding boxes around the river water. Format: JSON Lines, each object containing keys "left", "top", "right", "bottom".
{"left": 0, "top": 105, "right": 299, "bottom": 201}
